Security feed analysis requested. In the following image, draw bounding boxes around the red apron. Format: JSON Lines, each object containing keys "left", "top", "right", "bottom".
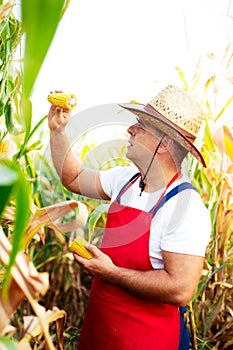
{"left": 78, "top": 173, "right": 182, "bottom": 350}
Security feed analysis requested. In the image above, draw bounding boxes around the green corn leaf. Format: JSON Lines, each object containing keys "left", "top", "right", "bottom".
{"left": 0, "top": 101, "right": 4, "bottom": 117}
{"left": 201, "top": 263, "right": 227, "bottom": 296}
{"left": 4, "top": 100, "right": 25, "bottom": 136}
{"left": 223, "top": 125, "right": 233, "bottom": 162}
{"left": 16, "top": 96, "right": 32, "bottom": 159}
{"left": 214, "top": 95, "right": 233, "bottom": 122}
{"left": 8, "top": 16, "right": 21, "bottom": 52}
{"left": 175, "top": 66, "right": 188, "bottom": 91}
{"left": 0, "top": 160, "right": 30, "bottom": 294}
{"left": 21, "top": 0, "right": 68, "bottom": 98}
{"left": 210, "top": 200, "right": 219, "bottom": 230}
{"left": 27, "top": 114, "right": 48, "bottom": 143}
{"left": 0, "top": 161, "right": 18, "bottom": 216}
{"left": 203, "top": 118, "right": 216, "bottom": 152}
{"left": 0, "top": 336, "right": 17, "bottom": 350}
{"left": 88, "top": 204, "right": 109, "bottom": 242}
{"left": 224, "top": 136, "right": 233, "bottom": 162}
{"left": 20, "top": 0, "right": 69, "bottom": 152}
{"left": 200, "top": 169, "right": 212, "bottom": 195}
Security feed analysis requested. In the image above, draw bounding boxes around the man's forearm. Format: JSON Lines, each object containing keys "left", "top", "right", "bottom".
{"left": 50, "top": 130, "right": 81, "bottom": 191}
{"left": 106, "top": 265, "right": 186, "bottom": 306}
{"left": 75, "top": 245, "right": 202, "bottom": 306}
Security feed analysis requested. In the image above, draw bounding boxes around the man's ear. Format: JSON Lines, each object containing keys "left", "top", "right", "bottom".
{"left": 158, "top": 136, "right": 173, "bottom": 153}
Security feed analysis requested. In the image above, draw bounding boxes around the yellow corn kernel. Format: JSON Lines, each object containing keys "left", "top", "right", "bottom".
{"left": 47, "top": 92, "right": 77, "bottom": 110}
{"left": 69, "top": 236, "right": 94, "bottom": 259}
{"left": 0, "top": 140, "right": 9, "bottom": 158}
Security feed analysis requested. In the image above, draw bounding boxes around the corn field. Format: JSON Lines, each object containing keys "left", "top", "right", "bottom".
{"left": 0, "top": 1, "right": 233, "bottom": 349}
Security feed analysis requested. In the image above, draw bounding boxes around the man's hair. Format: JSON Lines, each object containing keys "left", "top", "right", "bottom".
{"left": 154, "top": 128, "right": 188, "bottom": 166}
{"left": 172, "top": 140, "right": 188, "bottom": 165}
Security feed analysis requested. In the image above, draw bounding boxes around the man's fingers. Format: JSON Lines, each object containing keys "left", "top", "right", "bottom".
{"left": 55, "top": 107, "right": 64, "bottom": 121}
{"left": 73, "top": 253, "right": 87, "bottom": 263}
{"left": 86, "top": 244, "right": 101, "bottom": 257}
{"left": 73, "top": 245, "right": 100, "bottom": 262}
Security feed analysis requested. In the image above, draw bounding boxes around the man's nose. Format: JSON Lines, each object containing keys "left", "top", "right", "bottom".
{"left": 127, "top": 124, "right": 137, "bottom": 135}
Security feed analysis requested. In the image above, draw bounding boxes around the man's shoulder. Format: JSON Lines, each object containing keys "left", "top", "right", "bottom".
{"left": 164, "top": 172, "right": 208, "bottom": 213}
{"left": 100, "top": 165, "right": 138, "bottom": 181}
{"left": 99, "top": 165, "right": 139, "bottom": 199}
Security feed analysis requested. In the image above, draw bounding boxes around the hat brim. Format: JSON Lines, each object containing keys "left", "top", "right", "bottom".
{"left": 119, "top": 103, "right": 206, "bottom": 167}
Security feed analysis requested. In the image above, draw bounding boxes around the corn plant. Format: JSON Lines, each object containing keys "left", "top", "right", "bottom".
{"left": 0, "top": 1, "right": 82, "bottom": 349}
{"left": 176, "top": 45, "right": 233, "bottom": 349}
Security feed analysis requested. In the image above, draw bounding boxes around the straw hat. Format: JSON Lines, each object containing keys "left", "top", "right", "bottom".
{"left": 119, "top": 85, "right": 206, "bottom": 167}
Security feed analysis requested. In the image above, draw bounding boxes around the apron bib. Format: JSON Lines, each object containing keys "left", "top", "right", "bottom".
{"left": 78, "top": 173, "right": 195, "bottom": 350}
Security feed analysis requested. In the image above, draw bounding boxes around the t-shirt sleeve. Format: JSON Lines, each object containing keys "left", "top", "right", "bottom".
{"left": 159, "top": 190, "right": 211, "bottom": 257}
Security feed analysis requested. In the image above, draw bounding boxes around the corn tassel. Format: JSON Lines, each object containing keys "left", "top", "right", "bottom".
{"left": 69, "top": 236, "right": 94, "bottom": 259}
{"left": 47, "top": 92, "right": 77, "bottom": 110}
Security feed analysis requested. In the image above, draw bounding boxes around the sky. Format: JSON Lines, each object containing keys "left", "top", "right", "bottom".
{"left": 25, "top": 0, "right": 233, "bottom": 123}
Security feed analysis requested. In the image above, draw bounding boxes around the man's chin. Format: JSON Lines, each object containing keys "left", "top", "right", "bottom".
{"left": 126, "top": 152, "right": 137, "bottom": 166}
{"left": 126, "top": 150, "right": 132, "bottom": 161}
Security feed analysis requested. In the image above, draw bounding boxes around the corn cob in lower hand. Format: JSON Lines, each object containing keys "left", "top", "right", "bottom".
{"left": 69, "top": 236, "right": 94, "bottom": 259}
{"left": 47, "top": 92, "right": 77, "bottom": 110}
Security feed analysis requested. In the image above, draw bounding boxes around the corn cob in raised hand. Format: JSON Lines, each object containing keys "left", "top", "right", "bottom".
{"left": 69, "top": 236, "right": 94, "bottom": 259}
{"left": 47, "top": 92, "right": 77, "bottom": 110}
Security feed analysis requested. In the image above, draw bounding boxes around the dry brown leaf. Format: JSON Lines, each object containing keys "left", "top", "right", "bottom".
{"left": 0, "top": 324, "right": 16, "bottom": 337}
{"left": 18, "top": 306, "right": 66, "bottom": 350}
{"left": 17, "top": 343, "right": 32, "bottom": 350}
{"left": 0, "top": 199, "right": 87, "bottom": 346}
{"left": 212, "top": 126, "right": 225, "bottom": 154}
{"left": 0, "top": 278, "right": 25, "bottom": 333}
{"left": 0, "top": 228, "right": 49, "bottom": 333}
{"left": 0, "top": 0, "right": 15, "bottom": 22}
{"left": 47, "top": 201, "right": 88, "bottom": 233}
{"left": 23, "top": 200, "right": 88, "bottom": 248}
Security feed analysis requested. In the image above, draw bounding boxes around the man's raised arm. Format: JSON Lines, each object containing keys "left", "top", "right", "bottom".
{"left": 48, "top": 104, "right": 109, "bottom": 200}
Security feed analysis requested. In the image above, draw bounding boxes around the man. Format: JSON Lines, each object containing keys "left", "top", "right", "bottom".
{"left": 48, "top": 85, "right": 211, "bottom": 349}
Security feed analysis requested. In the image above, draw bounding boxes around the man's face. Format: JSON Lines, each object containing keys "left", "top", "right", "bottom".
{"left": 126, "top": 118, "right": 162, "bottom": 167}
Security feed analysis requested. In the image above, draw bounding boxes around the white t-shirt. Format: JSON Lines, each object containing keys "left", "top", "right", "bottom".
{"left": 100, "top": 166, "right": 211, "bottom": 269}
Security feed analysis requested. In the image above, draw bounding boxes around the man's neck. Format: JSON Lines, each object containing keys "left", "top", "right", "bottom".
{"left": 139, "top": 165, "right": 181, "bottom": 193}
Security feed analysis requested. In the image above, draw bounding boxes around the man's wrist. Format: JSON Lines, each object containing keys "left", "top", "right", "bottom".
{"left": 49, "top": 127, "right": 66, "bottom": 136}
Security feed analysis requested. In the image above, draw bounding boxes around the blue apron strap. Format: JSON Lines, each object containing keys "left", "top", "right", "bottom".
{"left": 179, "top": 306, "right": 190, "bottom": 350}
{"left": 151, "top": 182, "right": 197, "bottom": 218}
{"left": 116, "top": 172, "right": 140, "bottom": 203}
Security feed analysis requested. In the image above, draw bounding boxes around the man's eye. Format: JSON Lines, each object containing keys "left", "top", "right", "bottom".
{"left": 138, "top": 124, "right": 145, "bottom": 131}
{"left": 136, "top": 122, "right": 143, "bottom": 129}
